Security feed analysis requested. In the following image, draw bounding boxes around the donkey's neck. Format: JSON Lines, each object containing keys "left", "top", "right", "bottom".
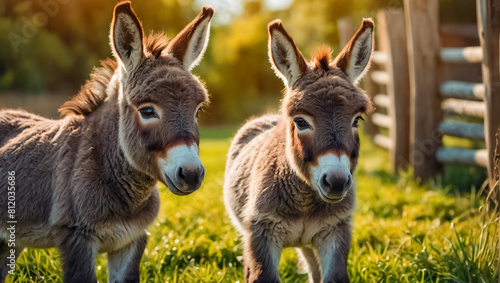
{"left": 84, "top": 91, "right": 157, "bottom": 213}
{"left": 267, "top": 119, "right": 320, "bottom": 212}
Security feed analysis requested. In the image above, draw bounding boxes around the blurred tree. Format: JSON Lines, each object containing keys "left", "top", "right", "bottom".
{"left": 0, "top": 0, "right": 478, "bottom": 123}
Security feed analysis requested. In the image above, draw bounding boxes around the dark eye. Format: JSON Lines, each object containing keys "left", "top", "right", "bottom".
{"left": 196, "top": 107, "right": 203, "bottom": 118}
{"left": 293, "top": 117, "right": 311, "bottom": 130}
{"left": 139, "top": 107, "right": 158, "bottom": 119}
{"left": 352, "top": 116, "right": 364, "bottom": 128}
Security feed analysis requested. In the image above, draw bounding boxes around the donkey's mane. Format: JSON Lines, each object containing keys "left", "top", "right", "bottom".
{"left": 59, "top": 33, "right": 170, "bottom": 117}
{"left": 312, "top": 45, "right": 332, "bottom": 71}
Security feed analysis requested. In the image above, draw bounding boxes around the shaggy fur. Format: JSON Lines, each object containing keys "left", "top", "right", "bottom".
{"left": 224, "top": 19, "right": 374, "bottom": 283}
{"left": 0, "top": 2, "right": 213, "bottom": 282}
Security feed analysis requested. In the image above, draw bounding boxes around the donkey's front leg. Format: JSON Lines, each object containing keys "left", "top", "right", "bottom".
{"left": 57, "top": 229, "right": 98, "bottom": 283}
{"left": 107, "top": 234, "right": 148, "bottom": 283}
{"left": 314, "top": 218, "right": 352, "bottom": 283}
{"left": 243, "top": 225, "right": 282, "bottom": 283}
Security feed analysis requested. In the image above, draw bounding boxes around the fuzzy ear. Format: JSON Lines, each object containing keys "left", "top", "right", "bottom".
{"left": 333, "top": 18, "right": 374, "bottom": 84}
{"left": 110, "top": 1, "right": 144, "bottom": 73}
{"left": 166, "top": 6, "right": 214, "bottom": 71}
{"left": 268, "top": 20, "right": 307, "bottom": 88}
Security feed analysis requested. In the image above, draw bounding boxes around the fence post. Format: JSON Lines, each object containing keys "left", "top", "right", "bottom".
{"left": 476, "top": 0, "right": 500, "bottom": 190}
{"left": 378, "top": 9, "right": 410, "bottom": 170}
{"left": 404, "top": 0, "right": 442, "bottom": 181}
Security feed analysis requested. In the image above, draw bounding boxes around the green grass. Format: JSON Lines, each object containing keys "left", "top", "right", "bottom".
{"left": 8, "top": 127, "right": 499, "bottom": 282}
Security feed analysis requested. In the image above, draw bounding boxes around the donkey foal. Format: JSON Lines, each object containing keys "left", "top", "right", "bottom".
{"left": 224, "top": 19, "right": 374, "bottom": 283}
{"left": 0, "top": 2, "right": 214, "bottom": 282}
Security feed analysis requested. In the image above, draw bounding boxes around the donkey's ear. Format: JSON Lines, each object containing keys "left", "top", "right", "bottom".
{"left": 166, "top": 6, "right": 214, "bottom": 71}
{"left": 268, "top": 20, "right": 307, "bottom": 88}
{"left": 110, "top": 1, "right": 144, "bottom": 73}
{"left": 333, "top": 18, "right": 374, "bottom": 84}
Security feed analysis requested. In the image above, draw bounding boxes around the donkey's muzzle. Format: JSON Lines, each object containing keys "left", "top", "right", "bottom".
{"left": 176, "top": 164, "right": 205, "bottom": 192}
{"left": 310, "top": 153, "right": 352, "bottom": 203}
{"left": 160, "top": 144, "right": 205, "bottom": 196}
{"left": 319, "top": 172, "right": 352, "bottom": 202}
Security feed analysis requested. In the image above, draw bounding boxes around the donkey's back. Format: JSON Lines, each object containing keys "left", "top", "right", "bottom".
{"left": 0, "top": 109, "right": 78, "bottom": 247}
{"left": 0, "top": 109, "right": 53, "bottom": 147}
{"left": 227, "top": 114, "right": 279, "bottom": 166}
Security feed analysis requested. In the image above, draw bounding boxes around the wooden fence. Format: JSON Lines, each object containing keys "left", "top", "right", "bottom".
{"left": 345, "top": 0, "right": 500, "bottom": 188}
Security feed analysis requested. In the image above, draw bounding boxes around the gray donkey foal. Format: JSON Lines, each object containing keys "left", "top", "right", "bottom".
{"left": 224, "top": 19, "right": 374, "bottom": 283}
{"left": 0, "top": 2, "right": 213, "bottom": 282}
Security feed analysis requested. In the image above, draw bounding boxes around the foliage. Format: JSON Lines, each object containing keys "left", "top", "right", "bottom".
{"left": 0, "top": 0, "right": 478, "bottom": 123}
{"left": 8, "top": 128, "right": 498, "bottom": 282}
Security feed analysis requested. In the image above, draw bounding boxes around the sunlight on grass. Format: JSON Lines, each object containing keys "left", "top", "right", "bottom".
{"left": 8, "top": 128, "right": 499, "bottom": 283}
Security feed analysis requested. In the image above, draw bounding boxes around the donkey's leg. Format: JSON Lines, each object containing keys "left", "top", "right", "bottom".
{"left": 313, "top": 218, "right": 351, "bottom": 283}
{"left": 107, "top": 234, "right": 148, "bottom": 283}
{"left": 296, "top": 247, "right": 321, "bottom": 283}
{"left": 57, "top": 229, "right": 98, "bottom": 283}
{"left": 243, "top": 229, "right": 282, "bottom": 283}
{"left": 0, "top": 240, "right": 24, "bottom": 283}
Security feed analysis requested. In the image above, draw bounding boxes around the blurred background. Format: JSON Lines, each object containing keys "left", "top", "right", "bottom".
{"left": 0, "top": 0, "right": 476, "bottom": 124}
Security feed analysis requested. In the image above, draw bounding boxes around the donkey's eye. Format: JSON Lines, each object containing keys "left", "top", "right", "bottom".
{"left": 352, "top": 116, "right": 364, "bottom": 128}
{"left": 139, "top": 107, "right": 158, "bottom": 119}
{"left": 196, "top": 107, "right": 203, "bottom": 118}
{"left": 293, "top": 117, "right": 311, "bottom": 130}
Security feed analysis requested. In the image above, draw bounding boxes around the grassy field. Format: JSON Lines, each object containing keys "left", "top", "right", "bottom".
{"left": 9, "top": 126, "right": 499, "bottom": 283}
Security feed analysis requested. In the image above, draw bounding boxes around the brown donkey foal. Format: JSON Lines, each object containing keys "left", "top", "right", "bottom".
{"left": 224, "top": 19, "right": 374, "bottom": 283}
{"left": 0, "top": 2, "right": 213, "bottom": 282}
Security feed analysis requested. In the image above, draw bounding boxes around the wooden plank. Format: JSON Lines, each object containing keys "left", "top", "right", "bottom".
{"left": 439, "top": 121, "right": 485, "bottom": 139}
{"left": 371, "top": 71, "right": 390, "bottom": 85}
{"left": 436, "top": 147, "right": 488, "bottom": 167}
{"left": 371, "top": 51, "right": 388, "bottom": 65}
{"left": 404, "top": 0, "right": 442, "bottom": 180}
{"left": 440, "top": 24, "right": 480, "bottom": 40}
{"left": 374, "top": 134, "right": 393, "bottom": 150}
{"left": 440, "top": 81, "right": 485, "bottom": 101}
{"left": 372, "top": 113, "right": 392, "bottom": 129}
{"left": 440, "top": 46, "right": 483, "bottom": 63}
{"left": 477, "top": 0, "right": 500, "bottom": 189}
{"left": 373, "top": 94, "right": 390, "bottom": 108}
{"left": 378, "top": 9, "right": 411, "bottom": 171}
{"left": 442, "top": 99, "right": 485, "bottom": 118}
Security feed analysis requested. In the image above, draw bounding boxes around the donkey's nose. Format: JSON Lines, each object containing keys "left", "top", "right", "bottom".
{"left": 176, "top": 164, "right": 205, "bottom": 192}
{"left": 320, "top": 172, "right": 352, "bottom": 199}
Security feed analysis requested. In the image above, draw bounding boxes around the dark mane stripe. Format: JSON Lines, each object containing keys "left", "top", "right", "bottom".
{"left": 312, "top": 45, "right": 331, "bottom": 71}
{"left": 145, "top": 32, "right": 170, "bottom": 58}
{"left": 59, "top": 33, "right": 170, "bottom": 117}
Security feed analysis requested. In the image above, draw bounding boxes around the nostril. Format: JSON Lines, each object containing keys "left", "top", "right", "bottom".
{"left": 345, "top": 175, "right": 352, "bottom": 188}
{"left": 177, "top": 167, "right": 185, "bottom": 181}
{"left": 321, "top": 174, "right": 330, "bottom": 189}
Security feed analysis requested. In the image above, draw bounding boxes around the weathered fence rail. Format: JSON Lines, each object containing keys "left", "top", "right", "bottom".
{"left": 440, "top": 81, "right": 485, "bottom": 101}
{"left": 350, "top": 0, "right": 499, "bottom": 188}
{"left": 440, "top": 46, "right": 483, "bottom": 63}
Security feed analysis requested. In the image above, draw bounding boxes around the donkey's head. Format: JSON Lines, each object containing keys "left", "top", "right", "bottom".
{"left": 110, "top": 2, "right": 213, "bottom": 195}
{"left": 268, "top": 19, "right": 373, "bottom": 203}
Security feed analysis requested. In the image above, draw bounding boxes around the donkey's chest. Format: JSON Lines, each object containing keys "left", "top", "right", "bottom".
{"left": 278, "top": 216, "right": 341, "bottom": 247}
{"left": 96, "top": 220, "right": 149, "bottom": 253}
{"left": 95, "top": 189, "right": 160, "bottom": 253}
